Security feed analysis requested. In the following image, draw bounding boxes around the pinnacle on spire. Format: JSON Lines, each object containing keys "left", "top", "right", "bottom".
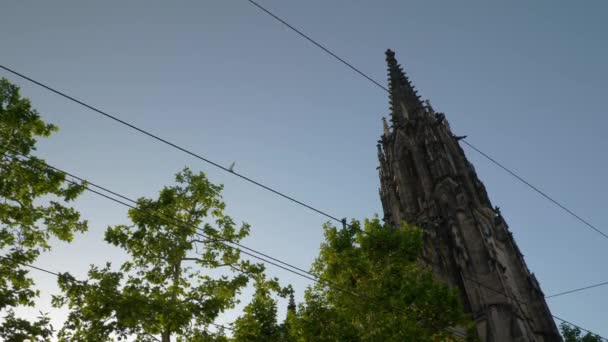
{"left": 385, "top": 49, "right": 424, "bottom": 122}
{"left": 382, "top": 117, "right": 390, "bottom": 136}
{"left": 424, "top": 99, "right": 434, "bottom": 113}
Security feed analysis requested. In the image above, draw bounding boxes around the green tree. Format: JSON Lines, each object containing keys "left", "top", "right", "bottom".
{"left": 53, "top": 168, "right": 267, "bottom": 341}
{"left": 560, "top": 322, "right": 602, "bottom": 342}
{"left": 0, "top": 78, "right": 88, "bottom": 341}
{"left": 277, "top": 290, "right": 300, "bottom": 342}
{"left": 231, "top": 278, "right": 288, "bottom": 342}
{"left": 291, "top": 217, "right": 471, "bottom": 342}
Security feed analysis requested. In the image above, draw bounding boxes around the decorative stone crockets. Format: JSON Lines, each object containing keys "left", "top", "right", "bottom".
{"left": 377, "top": 49, "right": 561, "bottom": 342}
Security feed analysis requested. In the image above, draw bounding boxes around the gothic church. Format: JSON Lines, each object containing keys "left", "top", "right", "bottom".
{"left": 377, "top": 49, "right": 561, "bottom": 341}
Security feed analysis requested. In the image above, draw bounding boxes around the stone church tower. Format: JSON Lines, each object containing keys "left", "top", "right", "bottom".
{"left": 377, "top": 49, "right": 561, "bottom": 341}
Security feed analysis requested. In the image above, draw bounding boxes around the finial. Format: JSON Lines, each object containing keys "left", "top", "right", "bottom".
{"left": 425, "top": 99, "right": 434, "bottom": 113}
{"left": 377, "top": 143, "right": 385, "bottom": 166}
{"left": 382, "top": 117, "right": 390, "bottom": 136}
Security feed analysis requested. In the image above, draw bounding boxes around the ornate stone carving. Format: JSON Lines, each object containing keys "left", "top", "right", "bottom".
{"left": 377, "top": 50, "right": 561, "bottom": 341}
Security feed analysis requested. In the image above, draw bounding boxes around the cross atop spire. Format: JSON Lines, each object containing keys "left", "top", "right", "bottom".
{"left": 385, "top": 49, "right": 424, "bottom": 125}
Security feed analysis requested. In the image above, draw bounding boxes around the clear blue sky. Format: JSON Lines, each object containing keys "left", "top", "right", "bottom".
{"left": 2, "top": 0, "right": 607, "bottom": 337}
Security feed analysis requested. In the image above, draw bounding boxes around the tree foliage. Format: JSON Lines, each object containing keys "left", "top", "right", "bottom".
{"left": 53, "top": 168, "right": 276, "bottom": 341}
{"left": 560, "top": 322, "right": 602, "bottom": 342}
{"left": 0, "top": 78, "right": 88, "bottom": 341}
{"left": 231, "top": 279, "right": 290, "bottom": 342}
{"left": 230, "top": 217, "right": 472, "bottom": 341}
{"left": 285, "top": 217, "right": 471, "bottom": 341}
{"left": 0, "top": 77, "right": 476, "bottom": 341}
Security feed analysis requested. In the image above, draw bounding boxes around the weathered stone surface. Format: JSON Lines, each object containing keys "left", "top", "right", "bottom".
{"left": 378, "top": 49, "right": 561, "bottom": 342}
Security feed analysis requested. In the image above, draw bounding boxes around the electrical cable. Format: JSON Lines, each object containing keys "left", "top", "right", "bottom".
{"left": 245, "top": 0, "right": 608, "bottom": 242}
{"left": 0, "top": 64, "right": 345, "bottom": 227}
{"left": 0, "top": 148, "right": 486, "bottom": 339}
{"left": 0, "top": 2, "right": 605, "bottom": 335}
{"left": 0, "top": 148, "right": 381, "bottom": 302}
{"left": 546, "top": 280, "right": 608, "bottom": 299}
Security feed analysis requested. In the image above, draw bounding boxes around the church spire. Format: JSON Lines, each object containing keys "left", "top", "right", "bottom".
{"left": 378, "top": 49, "right": 561, "bottom": 341}
{"left": 385, "top": 49, "right": 424, "bottom": 125}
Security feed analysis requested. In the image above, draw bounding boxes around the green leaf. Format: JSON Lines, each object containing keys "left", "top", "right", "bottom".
{"left": 0, "top": 78, "right": 88, "bottom": 340}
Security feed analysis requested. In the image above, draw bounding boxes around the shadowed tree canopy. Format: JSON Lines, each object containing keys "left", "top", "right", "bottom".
{"left": 0, "top": 78, "right": 88, "bottom": 341}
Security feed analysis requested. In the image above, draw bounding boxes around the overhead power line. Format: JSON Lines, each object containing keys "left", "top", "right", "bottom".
{"left": 246, "top": 0, "right": 388, "bottom": 93}
{"left": 246, "top": 0, "right": 388, "bottom": 92}
{"left": 462, "top": 274, "right": 606, "bottom": 340}
{"left": 546, "top": 280, "right": 608, "bottom": 299}
{"left": 0, "top": 149, "right": 495, "bottom": 339}
{"left": 461, "top": 140, "right": 608, "bottom": 240}
{"left": 0, "top": 149, "right": 332, "bottom": 289}
{"left": 244, "top": 0, "right": 608, "bottom": 336}
{"left": 3, "top": 149, "right": 605, "bottom": 340}
{"left": 0, "top": 64, "right": 344, "bottom": 227}
{"left": 1, "top": 0, "right": 605, "bottom": 334}
{"left": 1, "top": 0, "right": 606, "bottom": 263}
{"left": 552, "top": 315, "right": 606, "bottom": 341}
{"left": 245, "top": 0, "right": 608, "bottom": 242}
